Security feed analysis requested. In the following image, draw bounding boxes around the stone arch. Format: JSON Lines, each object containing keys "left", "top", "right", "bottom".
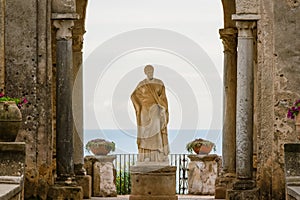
{"left": 51, "top": 0, "right": 262, "bottom": 199}
{"left": 71, "top": 0, "right": 238, "bottom": 198}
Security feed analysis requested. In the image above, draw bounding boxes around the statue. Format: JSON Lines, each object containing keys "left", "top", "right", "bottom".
{"left": 131, "top": 65, "right": 170, "bottom": 163}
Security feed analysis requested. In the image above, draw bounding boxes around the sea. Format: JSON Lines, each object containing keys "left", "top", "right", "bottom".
{"left": 84, "top": 129, "right": 222, "bottom": 156}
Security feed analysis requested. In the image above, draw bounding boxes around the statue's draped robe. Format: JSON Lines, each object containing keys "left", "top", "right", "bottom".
{"left": 131, "top": 78, "right": 170, "bottom": 162}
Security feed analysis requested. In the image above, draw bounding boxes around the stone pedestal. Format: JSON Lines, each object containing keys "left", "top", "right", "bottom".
{"left": 84, "top": 155, "right": 117, "bottom": 197}
{"left": 130, "top": 165, "right": 177, "bottom": 200}
{"left": 75, "top": 175, "right": 91, "bottom": 199}
{"left": 0, "top": 142, "right": 26, "bottom": 200}
{"left": 215, "top": 175, "right": 235, "bottom": 199}
{"left": 187, "top": 154, "right": 221, "bottom": 195}
{"left": 284, "top": 143, "right": 300, "bottom": 199}
{"left": 47, "top": 185, "right": 83, "bottom": 200}
{"left": 227, "top": 187, "right": 260, "bottom": 200}
{"left": 227, "top": 180, "right": 259, "bottom": 200}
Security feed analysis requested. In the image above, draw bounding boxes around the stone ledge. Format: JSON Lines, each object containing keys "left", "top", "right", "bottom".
{"left": 51, "top": 13, "right": 80, "bottom": 20}
{"left": 232, "top": 14, "right": 261, "bottom": 21}
{"left": 0, "top": 142, "right": 25, "bottom": 153}
{"left": 0, "top": 183, "right": 21, "bottom": 200}
{"left": 188, "top": 154, "right": 220, "bottom": 162}
{"left": 0, "top": 176, "right": 23, "bottom": 184}
{"left": 94, "top": 155, "right": 116, "bottom": 163}
{"left": 129, "top": 195, "right": 178, "bottom": 200}
{"left": 287, "top": 186, "right": 300, "bottom": 200}
{"left": 286, "top": 176, "right": 300, "bottom": 186}
{"left": 85, "top": 155, "right": 116, "bottom": 163}
{"left": 130, "top": 165, "right": 176, "bottom": 174}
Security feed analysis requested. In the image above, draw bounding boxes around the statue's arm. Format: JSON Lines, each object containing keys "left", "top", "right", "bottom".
{"left": 160, "top": 85, "right": 169, "bottom": 124}
{"left": 131, "top": 90, "right": 141, "bottom": 124}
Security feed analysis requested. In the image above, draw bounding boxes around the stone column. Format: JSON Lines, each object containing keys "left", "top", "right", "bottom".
{"left": 53, "top": 19, "right": 76, "bottom": 181}
{"left": 48, "top": 13, "right": 83, "bottom": 200}
{"left": 215, "top": 28, "right": 238, "bottom": 199}
{"left": 72, "top": 0, "right": 88, "bottom": 174}
{"left": 219, "top": 28, "right": 237, "bottom": 175}
{"left": 235, "top": 20, "right": 255, "bottom": 180}
{"left": 226, "top": 15, "right": 260, "bottom": 200}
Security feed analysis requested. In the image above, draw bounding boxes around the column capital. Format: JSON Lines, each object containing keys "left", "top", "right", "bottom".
{"left": 235, "top": 21, "right": 256, "bottom": 38}
{"left": 53, "top": 20, "right": 74, "bottom": 40}
{"left": 219, "top": 28, "right": 237, "bottom": 54}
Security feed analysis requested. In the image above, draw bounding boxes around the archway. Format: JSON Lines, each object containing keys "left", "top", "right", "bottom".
{"left": 72, "top": 0, "right": 237, "bottom": 198}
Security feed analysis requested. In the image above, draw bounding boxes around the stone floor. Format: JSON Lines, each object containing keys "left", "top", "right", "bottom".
{"left": 90, "top": 195, "right": 224, "bottom": 200}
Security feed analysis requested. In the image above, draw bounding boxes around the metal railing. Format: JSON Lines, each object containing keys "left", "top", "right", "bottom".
{"left": 113, "top": 154, "right": 189, "bottom": 195}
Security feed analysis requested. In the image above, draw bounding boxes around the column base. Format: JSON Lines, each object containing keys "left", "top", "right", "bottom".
{"left": 75, "top": 175, "right": 91, "bottom": 199}
{"left": 74, "top": 163, "right": 86, "bottom": 176}
{"left": 227, "top": 180, "right": 259, "bottom": 200}
{"left": 130, "top": 165, "right": 177, "bottom": 200}
{"left": 215, "top": 175, "right": 235, "bottom": 199}
{"left": 47, "top": 185, "right": 83, "bottom": 200}
{"left": 226, "top": 187, "right": 260, "bottom": 200}
{"left": 233, "top": 180, "right": 256, "bottom": 190}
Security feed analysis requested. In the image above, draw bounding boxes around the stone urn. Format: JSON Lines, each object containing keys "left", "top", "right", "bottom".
{"left": 85, "top": 139, "right": 115, "bottom": 156}
{"left": 186, "top": 138, "right": 215, "bottom": 155}
{"left": 193, "top": 144, "right": 214, "bottom": 155}
{"left": 0, "top": 101, "right": 22, "bottom": 142}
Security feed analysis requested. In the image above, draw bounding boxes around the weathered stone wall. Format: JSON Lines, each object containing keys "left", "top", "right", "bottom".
{"left": 0, "top": 0, "right": 4, "bottom": 90}
{"left": 256, "top": 0, "right": 275, "bottom": 199}
{"left": 257, "top": 0, "right": 300, "bottom": 199}
{"left": 4, "top": 0, "right": 53, "bottom": 199}
{"left": 273, "top": 0, "right": 300, "bottom": 198}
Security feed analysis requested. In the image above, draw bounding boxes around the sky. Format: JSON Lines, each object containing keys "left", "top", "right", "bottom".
{"left": 81, "top": 0, "right": 224, "bottom": 132}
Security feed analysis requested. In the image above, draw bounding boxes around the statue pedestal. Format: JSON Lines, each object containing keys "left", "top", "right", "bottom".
{"left": 129, "top": 165, "right": 178, "bottom": 200}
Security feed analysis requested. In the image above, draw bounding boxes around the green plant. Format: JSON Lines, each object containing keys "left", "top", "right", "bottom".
{"left": 85, "top": 138, "right": 115, "bottom": 153}
{"left": 186, "top": 138, "right": 216, "bottom": 153}
{"left": 0, "top": 92, "right": 28, "bottom": 109}
{"left": 116, "top": 170, "right": 131, "bottom": 195}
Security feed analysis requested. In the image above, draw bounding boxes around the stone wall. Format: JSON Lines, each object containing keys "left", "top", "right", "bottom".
{"left": 257, "top": 0, "right": 300, "bottom": 199}
{"left": 4, "top": 0, "right": 53, "bottom": 199}
{"left": 0, "top": 0, "right": 4, "bottom": 90}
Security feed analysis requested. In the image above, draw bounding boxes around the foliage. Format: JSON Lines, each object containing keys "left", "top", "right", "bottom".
{"left": 85, "top": 138, "right": 115, "bottom": 153}
{"left": 185, "top": 138, "right": 216, "bottom": 153}
{"left": 287, "top": 99, "right": 300, "bottom": 120}
{"left": 116, "top": 170, "right": 131, "bottom": 195}
{"left": 0, "top": 93, "right": 28, "bottom": 109}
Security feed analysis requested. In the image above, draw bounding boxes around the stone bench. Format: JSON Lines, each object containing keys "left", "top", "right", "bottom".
{"left": 287, "top": 186, "right": 300, "bottom": 200}
{"left": 0, "top": 176, "right": 23, "bottom": 200}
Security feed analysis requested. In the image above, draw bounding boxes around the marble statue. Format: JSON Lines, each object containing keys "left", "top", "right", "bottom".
{"left": 131, "top": 65, "right": 170, "bottom": 163}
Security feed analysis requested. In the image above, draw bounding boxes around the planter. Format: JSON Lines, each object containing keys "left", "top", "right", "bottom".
{"left": 193, "top": 144, "right": 214, "bottom": 155}
{"left": 186, "top": 138, "right": 216, "bottom": 155}
{"left": 85, "top": 139, "right": 115, "bottom": 156}
{"left": 0, "top": 101, "right": 22, "bottom": 142}
{"left": 89, "top": 145, "right": 111, "bottom": 156}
